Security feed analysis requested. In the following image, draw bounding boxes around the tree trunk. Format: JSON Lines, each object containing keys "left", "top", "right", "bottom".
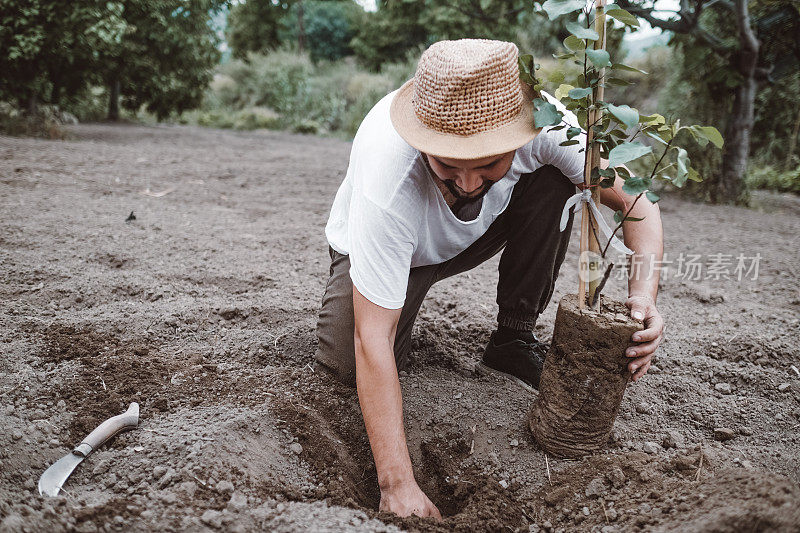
{"left": 708, "top": 0, "right": 759, "bottom": 205}
{"left": 713, "top": 77, "right": 755, "bottom": 204}
{"left": 297, "top": 0, "right": 305, "bottom": 53}
{"left": 27, "top": 93, "right": 38, "bottom": 116}
{"left": 785, "top": 106, "right": 800, "bottom": 171}
{"left": 107, "top": 78, "right": 120, "bottom": 121}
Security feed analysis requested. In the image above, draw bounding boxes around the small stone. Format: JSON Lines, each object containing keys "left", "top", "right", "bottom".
{"left": 607, "top": 465, "right": 626, "bottom": 488}
{"left": 159, "top": 492, "right": 177, "bottom": 504}
{"left": 216, "top": 480, "right": 234, "bottom": 494}
{"left": 200, "top": 510, "right": 223, "bottom": 529}
{"left": 601, "top": 526, "right": 616, "bottom": 533}
{"left": 290, "top": 442, "right": 303, "bottom": 455}
{"left": 542, "top": 521, "right": 553, "bottom": 530}
{"left": 585, "top": 477, "right": 606, "bottom": 499}
{"left": 635, "top": 402, "right": 652, "bottom": 415}
{"left": 499, "top": 480, "right": 509, "bottom": 489}
{"left": 639, "top": 502, "right": 652, "bottom": 513}
{"left": 454, "top": 392, "right": 463, "bottom": 399}
{"left": 662, "top": 430, "right": 685, "bottom": 449}
{"left": 741, "top": 460, "right": 753, "bottom": 468}
{"left": 713, "top": 427, "right": 736, "bottom": 441}
{"left": 642, "top": 441, "right": 661, "bottom": 454}
{"left": 740, "top": 426, "right": 753, "bottom": 436}
{"left": 12, "top": 430, "right": 22, "bottom": 440}
{"left": 227, "top": 491, "right": 248, "bottom": 512}
{"left": 714, "top": 383, "right": 732, "bottom": 394}
{"left": 649, "top": 365, "right": 661, "bottom": 374}
{"left": 153, "top": 465, "right": 168, "bottom": 479}
{"left": 582, "top": 506, "right": 590, "bottom": 516}
{"left": 105, "top": 473, "right": 118, "bottom": 488}
{"left": 778, "top": 383, "right": 790, "bottom": 392}
{"left": 607, "top": 508, "right": 618, "bottom": 521}
{"left": 510, "top": 439, "right": 519, "bottom": 447}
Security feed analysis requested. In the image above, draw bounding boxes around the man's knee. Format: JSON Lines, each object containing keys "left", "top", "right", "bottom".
{"left": 313, "top": 350, "right": 356, "bottom": 387}
{"left": 524, "top": 165, "right": 577, "bottom": 201}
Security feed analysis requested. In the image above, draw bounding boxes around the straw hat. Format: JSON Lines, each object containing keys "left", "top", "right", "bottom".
{"left": 390, "top": 39, "right": 540, "bottom": 160}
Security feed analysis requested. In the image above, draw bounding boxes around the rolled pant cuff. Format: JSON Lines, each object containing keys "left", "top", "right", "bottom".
{"left": 497, "top": 310, "right": 538, "bottom": 331}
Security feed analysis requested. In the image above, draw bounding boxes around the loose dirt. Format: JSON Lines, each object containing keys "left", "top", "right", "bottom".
{"left": 1, "top": 124, "right": 799, "bottom": 532}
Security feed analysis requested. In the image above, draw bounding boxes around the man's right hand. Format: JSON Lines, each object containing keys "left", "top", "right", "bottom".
{"left": 380, "top": 481, "right": 442, "bottom": 520}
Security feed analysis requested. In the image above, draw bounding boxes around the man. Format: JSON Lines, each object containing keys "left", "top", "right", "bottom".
{"left": 315, "top": 39, "right": 664, "bottom": 519}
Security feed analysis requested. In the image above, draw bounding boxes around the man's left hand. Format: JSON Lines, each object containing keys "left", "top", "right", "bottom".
{"left": 624, "top": 294, "right": 664, "bottom": 381}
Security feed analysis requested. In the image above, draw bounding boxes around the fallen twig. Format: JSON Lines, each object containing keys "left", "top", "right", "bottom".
{"left": 545, "top": 454, "right": 552, "bottom": 486}
{"left": 695, "top": 448, "right": 704, "bottom": 481}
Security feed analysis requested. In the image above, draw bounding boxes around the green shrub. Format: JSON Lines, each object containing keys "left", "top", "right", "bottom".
{"left": 233, "top": 107, "right": 282, "bottom": 130}
{"left": 0, "top": 102, "right": 68, "bottom": 138}
{"left": 746, "top": 165, "right": 800, "bottom": 194}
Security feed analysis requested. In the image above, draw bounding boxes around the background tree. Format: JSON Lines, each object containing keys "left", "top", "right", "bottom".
{"left": 280, "top": 1, "right": 363, "bottom": 62}
{"left": 616, "top": 0, "right": 800, "bottom": 204}
{"left": 0, "top": 1, "right": 124, "bottom": 113}
{"left": 227, "top": 0, "right": 295, "bottom": 59}
{"left": 350, "top": 0, "right": 538, "bottom": 71}
{"left": 101, "top": 0, "right": 226, "bottom": 120}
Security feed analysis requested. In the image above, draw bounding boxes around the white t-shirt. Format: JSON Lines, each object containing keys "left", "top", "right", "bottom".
{"left": 325, "top": 89, "right": 586, "bottom": 309}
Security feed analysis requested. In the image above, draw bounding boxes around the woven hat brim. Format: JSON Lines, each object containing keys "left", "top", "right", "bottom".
{"left": 389, "top": 78, "right": 542, "bottom": 160}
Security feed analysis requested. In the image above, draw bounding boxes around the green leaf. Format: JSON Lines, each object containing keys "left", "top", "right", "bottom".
{"left": 559, "top": 139, "right": 581, "bottom": 146}
{"left": 622, "top": 176, "right": 651, "bottom": 196}
{"left": 533, "top": 98, "right": 564, "bottom": 128}
{"left": 613, "top": 210, "right": 644, "bottom": 223}
{"left": 646, "top": 191, "right": 660, "bottom": 203}
{"left": 554, "top": 52, "right": 576, "bottom": 60}
{"left": 541, "top": 0, "right": 585, "bottom": 19}
{"left": 688, "top": 167, "right": 702, "bottom": 183}
{"left": 645, "top": 130, "right": 669, "bottom": 145}
{"left": 585, "top": 49, "right": 611, "bottom": 68}
{"left": 565, "top": 21, "right": 600, "bottom": 40}
{"left": 605, "top": 5, "right": 640, "bottom": 26}
{"left": 568, "top": 87, "right": 592, "bottom": 99}
{"left": 640, "top": 113, "right": 665, "bottom": 125}
{"left": 548, "top": 70, "right": 566, "bottom": 84}
{"left": 608, "top": 142, "right": 652, "bottom": 167}
{"left": 607, "top": 104, "right": 639, "bottom": 130}
{"left": 611, "top": 63, "right": 647, "bottom": 74}
{"left": 518, "top": 54, "right": 536, "bottom": 85}
{"left": 567, "top": 126, "right": 583, "bottom": 140}
{"left": 555, "top": 83, "right": 575, "bottom": 100}
{"left": 563, "top": 35, "right": 586, "bottom": 52}
{"left": 606, "top": 77, "right": 633, "bottom": 86}
{"left": 674, "top": 148, "right": 690, "bottom": 187}
{"left": 692, "top": 126, "right": 724, "bottom": 148}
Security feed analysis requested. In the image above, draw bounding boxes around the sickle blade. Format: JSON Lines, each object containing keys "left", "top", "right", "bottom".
{"left": 38, "top": 453, "right": 84, "bottom": 496}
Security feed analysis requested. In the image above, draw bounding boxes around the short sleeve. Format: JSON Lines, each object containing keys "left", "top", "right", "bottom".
{"left": 530, "top": 92, "right": 587, "bottom": 185}
{"left": 347, "top": 194, "right": 415, "bottom": 309}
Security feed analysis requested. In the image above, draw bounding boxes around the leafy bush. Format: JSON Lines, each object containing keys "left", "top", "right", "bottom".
{"left": 746, "top": 165, "right": 800, "bottom": 194}
{"left": 0, "top": 102, "right": 72, "bottom": 138}
{"left": 185, "top": 50, "right": 411, "bottom": 138}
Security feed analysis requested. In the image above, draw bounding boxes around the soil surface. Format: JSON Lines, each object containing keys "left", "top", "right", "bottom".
{"left": 1, "top": 123, "right": 799, "bottom": 532}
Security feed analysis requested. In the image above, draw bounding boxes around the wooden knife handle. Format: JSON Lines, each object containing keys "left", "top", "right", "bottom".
{"left": 73, "top": 403, "right": 139, "bottom": 457}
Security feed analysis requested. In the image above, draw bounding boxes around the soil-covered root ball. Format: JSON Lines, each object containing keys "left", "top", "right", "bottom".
{"left": 529, "top": 294, "right": 643, "bottom": 458}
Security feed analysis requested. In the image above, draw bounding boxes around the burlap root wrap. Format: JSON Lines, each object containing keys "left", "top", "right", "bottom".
{"left": 528, "top": 294, "right": 643, "bottom": 458}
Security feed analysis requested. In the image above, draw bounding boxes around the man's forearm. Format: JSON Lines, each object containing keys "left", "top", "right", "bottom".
{"left": 354, "top": 335, "right": 415, "bottom": 490}
{"left": 622, "top": 201, "right": 663, "bottom": 301}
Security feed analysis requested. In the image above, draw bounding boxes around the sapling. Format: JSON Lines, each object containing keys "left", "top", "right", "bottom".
{"left": 519, "top": 0, "right": 724, "bottom": 310}
{"left": 524, "top": 0, "right": 724, "bottom": 458}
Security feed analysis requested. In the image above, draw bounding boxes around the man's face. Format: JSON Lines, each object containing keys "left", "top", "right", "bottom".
{"left": 424, "top": 150, "right": 516, "bottom": 202}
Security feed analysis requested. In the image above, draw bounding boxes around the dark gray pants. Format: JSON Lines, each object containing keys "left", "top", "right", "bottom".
{"left": 315, "top": 165, "right": 576, "bottom": 385}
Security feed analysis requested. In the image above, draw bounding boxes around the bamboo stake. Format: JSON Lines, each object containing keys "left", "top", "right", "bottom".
{"left": 579, "top": 0, "right": 607, "bottom": 310}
